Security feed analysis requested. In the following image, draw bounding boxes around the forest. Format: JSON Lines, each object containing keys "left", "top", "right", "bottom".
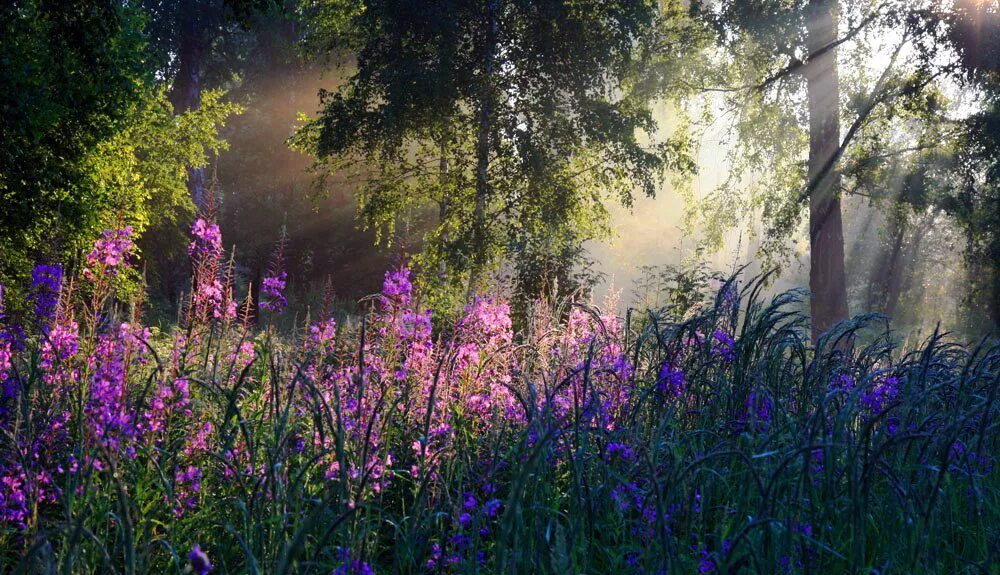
{"left": 1, "top": 0, "right": 999, "bottom": 573}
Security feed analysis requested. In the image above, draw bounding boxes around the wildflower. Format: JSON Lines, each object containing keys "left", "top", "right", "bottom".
{"left": 697, "top": 545, "right": 716, "bottom": 573}
{"left": 260, "top": 271, "right": 287, "bottom": 312}
{"left": 380, "top": 267, "right": 413, "bottom": 307}
{"left": 0, "top": 286, "right": 16, "bottom": 410}
{"left": 810, "top": 448, "right": 825, "bottom": 475}
{"left": 861, "top": 376, "right": 899, "bottom": 417}
{"left": 141, "top": 378, "right": 192, "bottom": 438}
{"left": 188, "top": 544, "right": 213, "bottom": 575}
{"left": 188, "top": 218, "right": 222, "bottom": 259}
{"left": 86, "top": 327, "right": 135, "bottom": 453}
{"left": 463, "top": 492, "right": 478, "bottom": 509}
{"left": 741, "top": 391, "right": 773, "bottom": 432}
{"left": 188, "top": 218, "right": 237, "bottom": 322}
{"left": 484, "top": 499, "right": 502, "bottom": 518}
{"left": 711, "top": 330, "right": 736, "bottom": 363}
{"left": 656, "top": 362, "right": 686, "bottom": 398}
{"left": 184, "top": 422, "right": 214, "bottom": 458}
{"left": 40, "top": 320, "right": 79, "bottom": 366}
{"left": 307, "top": 317, "right": 338, "bottom": 354}
{"left": 173, "top": 465, "right": 203, "bottom": 516}
{"left": 831, "top": 372, "right": 856, "bottom": 392}
{"left": 261, "top": 232, "right": 289, "bottom": 312}
{"left": 30, "top": 264, "right": 62, "bottom": 324}
{"left": 611, "top": 482, "right": 642, "bottom": 513}
{"left": 83, "top": 227, "right": 134, "bottom": 280}
{"left": 333, "top": 547, "right": 374, "bottom": 575}
{"left": 607, "top": 442, "right": 635, "bottom": 461}
{"left": 0, "top": 464, "right": 30, "bottom": 528}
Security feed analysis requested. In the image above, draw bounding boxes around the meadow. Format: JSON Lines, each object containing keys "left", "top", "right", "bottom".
{"left": 1, "top": 220, "right": 997, "bottom": 574}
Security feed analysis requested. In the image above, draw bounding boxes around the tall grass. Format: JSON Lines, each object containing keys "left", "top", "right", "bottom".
{"left": 0, "top": 223, "right": 997, "bottom": 574}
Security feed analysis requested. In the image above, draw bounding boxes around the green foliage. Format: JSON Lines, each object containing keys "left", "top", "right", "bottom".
{"left": 947, "top": 2, "right": 1000, "bottom": 333}
{"left": 953, "top": 98, "right": 1000, "bottom": 333}
{"left": 631, "top": 259, "right": 725, "bottom": 319}
{"left": 294, "top": 0, "right": 704, "bottom": 307}
{"left": 0, "top": 0, "right": 147, "bottom": 287}
{"left": 688, "top": 1, "right": 964, "bottom": 264}
{"left": 96, "top": 88, "right": 242, "bottom": 241}
{"left": 0, "top": 0, "right": 240, "bottom": 304}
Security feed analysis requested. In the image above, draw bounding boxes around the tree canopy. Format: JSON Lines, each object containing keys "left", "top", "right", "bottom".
{"left": 294, "top": 0, "right": 704, "bottom": 307}
{"left": 0, "top": 0, "right": 239, "bottom": 305}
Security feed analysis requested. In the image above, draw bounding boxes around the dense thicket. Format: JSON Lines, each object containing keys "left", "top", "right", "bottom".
{"left": 0, "top": 0, "right": 238, "bottom": 312}
{"left": 0, "top": 1, "right": 146, "bottom": 285}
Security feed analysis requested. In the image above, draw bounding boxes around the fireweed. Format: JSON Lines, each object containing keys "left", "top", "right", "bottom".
{"left": 0, "top": 224, "right": 997, "bottom": 574}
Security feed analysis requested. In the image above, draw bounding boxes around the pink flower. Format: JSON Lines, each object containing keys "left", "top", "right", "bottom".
{"left": 83, "top": 227, "right": 134, "bottom": 280}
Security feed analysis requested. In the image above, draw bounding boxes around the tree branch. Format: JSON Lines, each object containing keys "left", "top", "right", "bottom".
{"left": 801, "top": 31, "right": 908, "bottom": 211}
{"left": 756, "top": 8, "right": 882, "bottom": 93}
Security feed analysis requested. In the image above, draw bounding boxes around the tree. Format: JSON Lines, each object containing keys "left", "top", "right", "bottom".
{"left": 118, "top": 88, "right": 241, "bottom": 306}
{"left": 0, "top": 0, "right": 239, "bottom": 308}
{"left": 141, "top": 0, "right": 273, "bottom": 208}
{"left": 693, "top": 0, "right": 960, "bottom": 341}
{"left": 804, "top": 0, "right": 850, "bottom": 342}
{"left": 0, "top": 0, "right": 146, "bottom": 289}
{"left": 295, "top": 0, "right": 702, "bottom": 305}
{"left": 945, "top": 0, "right": 1000, "bottom": 332}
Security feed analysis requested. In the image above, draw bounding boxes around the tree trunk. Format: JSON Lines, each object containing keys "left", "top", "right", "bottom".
{"left": 468, "top": 0, "right": 498, "bottom": 299}
{"left": 867, "top": 213, "right": 905, "bottom": 317}
{"left": 805, "top": 0, "right": 850, "bottom": 343}
{"left": 169, "top": 9, "right": 207, "bottom": 210}
{"left": 438, "top": 135, "right": 450, "bottom": 280}
{"left": 882, "top": 224, "right": 906, "bottom": 319}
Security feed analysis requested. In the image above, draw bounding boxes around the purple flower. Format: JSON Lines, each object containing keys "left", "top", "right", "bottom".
{"left": 463, "top": 492, "right": 478, "bottom": 509}
{"left": 657, "top": 363, "right": 686, "bottom": 398}
{"left": 31, "top": 264, "right": 62, "bottom": 323}
{"left": 810, "top": 448, "right": 825, "bottom": 474}
{"left": 380, "top": 267, "right": 413, "bottom": 308}
{"left": 260, "top": 233, "right": 289, "bottom": 312}
{"left": 83, "top": 227, "right": 134, "bottom": 280}
{"left": 142, "top": 378, "right": 191, "bottom": 438}
{"left": 832, "top": 372, "right": 856, "bottom": 392}
{"left": 711, "top": 330, "right": 736, "bottom": 363}
{"left": 333, "top": 547, "right": 375, "bottom": 575}
{"left": 188, "top": 544, "right": 213, "bottom": 575}
{"left": 611, "top": 482, "right": 641, "bottom": 512}
{"left": 86, "top": 327, "right": 136, "bottom": 452}
{"left": 260, "top": 271, "right": 288, "bottom": 312}
{"left": 607, "top": 442, "right": 635, "bottom": 461}
{"left": 484, "top": 499, "right": 502, "bottom": 518}
{"left": 188, "top": 217, "right": 236, "bottom": 322}
{"left": 189, "top": 218, "right": 222, "bottom": 259}
{"left": 741, "top": 391, "right": 773, "bottom": 432}
{"left": 697, "top": 546, "right": 716, "bottom": 573}
{"left": 861, "top": 376, "right": 899, "bottom": 417}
